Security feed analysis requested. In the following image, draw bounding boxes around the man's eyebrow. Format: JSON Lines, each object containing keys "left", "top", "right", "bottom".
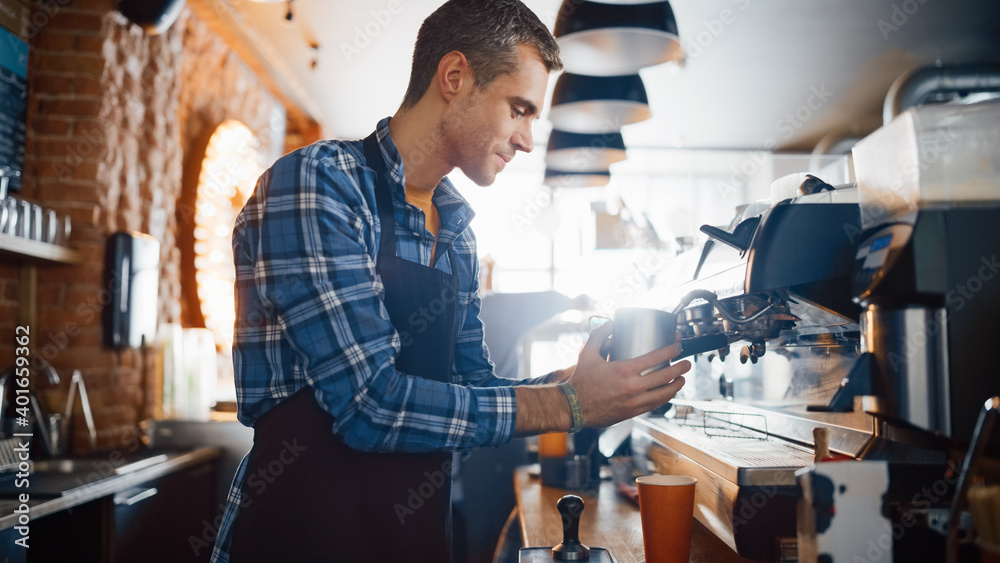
{"left": 509, "top": 96, "right": 538, "bottom": 116}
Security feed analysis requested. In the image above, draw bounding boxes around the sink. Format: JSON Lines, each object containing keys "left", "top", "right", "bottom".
{"left": 0, "top": 449, "right": 178, "bottom": 498}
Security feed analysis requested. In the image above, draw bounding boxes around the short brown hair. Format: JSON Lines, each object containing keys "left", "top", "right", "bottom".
{"left": 401, "top": 0, "right": 562, "bottom": 108}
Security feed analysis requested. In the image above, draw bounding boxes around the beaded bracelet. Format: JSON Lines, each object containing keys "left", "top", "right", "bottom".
{"left": 558, "top": 382, "right": 584, "bottom": 434}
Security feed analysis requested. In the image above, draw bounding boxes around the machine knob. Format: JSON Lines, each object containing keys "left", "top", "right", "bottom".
{"left": 552, "top": 495, "right": 590, "bottom": 560}
{"left": 739, "top": 345, "right": 751, "bottom": 364}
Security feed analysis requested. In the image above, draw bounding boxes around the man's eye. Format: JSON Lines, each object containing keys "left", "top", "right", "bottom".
{"left": 512, "top": 107, "right": 525, "bottom": 117}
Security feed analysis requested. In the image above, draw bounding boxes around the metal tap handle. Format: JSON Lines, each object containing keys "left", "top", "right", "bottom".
{"left": 947, "top": 396, "right": 999, "bottom": 563}
{"left": 64, "top": 371, "right": 97, "bottom": 451}
{"left": 29, "top": 395, "right": 56, "bottom": 456}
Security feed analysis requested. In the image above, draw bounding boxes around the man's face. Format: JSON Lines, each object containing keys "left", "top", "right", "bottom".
{"left": 439, "top": 44, "right": 550, "bottom": 186}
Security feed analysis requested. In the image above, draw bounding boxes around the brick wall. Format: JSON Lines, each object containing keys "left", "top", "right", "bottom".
{"left": 0, "top": 0, "right": 313, "bottom": 453}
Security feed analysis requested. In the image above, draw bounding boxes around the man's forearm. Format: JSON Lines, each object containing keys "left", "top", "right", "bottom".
{"left": 513, "top": 385, "right": 572, "bottom": 436}
{"left": 509, "top": 322, "right": 690, "bottom": 438}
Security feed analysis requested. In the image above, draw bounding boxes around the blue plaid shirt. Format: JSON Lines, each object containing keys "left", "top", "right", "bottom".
{"left": 211, "top": 118, "right": 544, "bottom": 563}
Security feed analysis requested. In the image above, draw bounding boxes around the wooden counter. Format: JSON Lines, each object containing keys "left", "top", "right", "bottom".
{"left": 514, "top": 466, "right": 760, "bottom": 563}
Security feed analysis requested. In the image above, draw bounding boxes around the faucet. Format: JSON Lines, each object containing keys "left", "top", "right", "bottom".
{"left": 0, "top": 365, "right": 97, "bottom": 456}
{"left": 0, "top": 362, "right": 59, "bottom": 436}
{"left": 63, "top": 370, "right": 98, "bottom": 452}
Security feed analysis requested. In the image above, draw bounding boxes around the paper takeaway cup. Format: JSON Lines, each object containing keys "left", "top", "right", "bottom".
{"left": 636, "top": 474, "right": 697, "bottom": 563}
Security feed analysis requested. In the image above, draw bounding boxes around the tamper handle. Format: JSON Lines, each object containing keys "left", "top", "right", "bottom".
{"left": 552, "top": 495, "right": 590, "bottom": 560}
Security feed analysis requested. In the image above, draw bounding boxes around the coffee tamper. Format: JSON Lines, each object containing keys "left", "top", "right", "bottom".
{"left": 519, "top": 495, "right": 617, "bottom": 562}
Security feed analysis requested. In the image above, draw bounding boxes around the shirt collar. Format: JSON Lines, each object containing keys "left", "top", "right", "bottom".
{"left": 372, "top": 116, "right": 476, "bottom": 235}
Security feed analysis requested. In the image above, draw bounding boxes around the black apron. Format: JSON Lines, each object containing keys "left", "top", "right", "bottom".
{"left": 229, "top": 131, "right": 459, "bottom": 562}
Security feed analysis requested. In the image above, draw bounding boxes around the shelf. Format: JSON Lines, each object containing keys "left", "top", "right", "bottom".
{"left": 0, "top": 231, "right": 84, "bottom": 265}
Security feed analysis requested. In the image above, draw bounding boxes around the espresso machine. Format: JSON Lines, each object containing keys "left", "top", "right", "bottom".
{"left": 629, "top": 99, "right": 1000, "bottom": 562}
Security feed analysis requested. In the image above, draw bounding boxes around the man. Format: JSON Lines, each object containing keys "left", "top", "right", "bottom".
{"left": 211, "top": 1, "right": 689, "bottom": 561}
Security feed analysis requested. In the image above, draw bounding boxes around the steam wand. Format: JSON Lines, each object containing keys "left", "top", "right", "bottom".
{"left": 670, "top": 289, "right": 774, "bottom": 324}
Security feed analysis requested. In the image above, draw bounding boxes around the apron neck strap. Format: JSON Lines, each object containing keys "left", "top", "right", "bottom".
{"left": 363, "top": 131, "right": 397, "bottom": 259}
{"left": 363, "top": 130, "right": 460, "bottom": 276}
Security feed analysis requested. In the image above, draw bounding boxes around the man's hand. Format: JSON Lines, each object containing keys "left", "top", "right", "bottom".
{"left": 568, "top": 320, "right": 689, "bottom": 428}
{"left": 545, "top": 365, "right": 575, "bottom": 384}
{"left": 512, "top": 321, "right": 689, "bottom": 435}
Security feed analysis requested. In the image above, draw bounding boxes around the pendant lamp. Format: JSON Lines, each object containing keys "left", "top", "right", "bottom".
{"left": 117, "top": 0, "right": 186, "bottom": 35}
{"left": 554, "top": 0, "right": 683, "bottom": 76}
{"left": 543, "top": 168, "right": 612, "bottom": 188}
{"left": 545, "top": 129, "right": 626, "bottom": 171}
{"left": 548, "top": 73, "right": 651, "bottom": 134}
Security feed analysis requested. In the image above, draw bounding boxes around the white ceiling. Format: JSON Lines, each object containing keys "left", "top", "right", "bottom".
{"left": 231, "top": 0, "right": 1000, "bottom": 152}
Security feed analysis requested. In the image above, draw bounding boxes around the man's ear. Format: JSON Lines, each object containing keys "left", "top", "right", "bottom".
{"left": 436, "top": 51, "right": 470, "bottom": 103}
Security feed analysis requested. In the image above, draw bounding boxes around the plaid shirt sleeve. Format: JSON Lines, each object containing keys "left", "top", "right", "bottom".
{"left": 232, "top": 137, "right": 516, "bottom": 454}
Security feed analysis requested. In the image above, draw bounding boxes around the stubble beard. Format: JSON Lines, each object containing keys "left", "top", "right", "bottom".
{"left": 438, "top": 91, "right": 497, "bottom": 187}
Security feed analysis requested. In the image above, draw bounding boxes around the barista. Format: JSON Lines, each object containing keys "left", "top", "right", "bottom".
{"left": 211, "top": 1, "right": 690, "bottom": 561}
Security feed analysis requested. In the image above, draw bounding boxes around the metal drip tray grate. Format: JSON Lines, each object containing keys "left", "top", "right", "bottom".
{"left": 639, "top": 417, "right": 816, "bottom": 486}
{"left": 697, "top": 437, "right": 816, "bottom": 467}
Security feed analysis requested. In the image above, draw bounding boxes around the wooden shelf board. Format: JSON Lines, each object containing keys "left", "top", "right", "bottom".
{"left": 0, "top": 232, "right": 84, "bottom": 265}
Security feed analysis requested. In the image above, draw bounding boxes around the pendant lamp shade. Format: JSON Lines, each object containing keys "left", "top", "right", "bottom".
{"left": 543, "top": 168, "right": 612, "bottom": 188}
{"left": 545, "top": 129, "right": 627, "bottom": 171}
{"left": 554, "top": 0, "right": 683, "bottom": 76}
{"left": 548, "top": 73, "right": 651, "bottom": 134}
{"left": 117, "top": 0, "right": 186, "bottom": 35}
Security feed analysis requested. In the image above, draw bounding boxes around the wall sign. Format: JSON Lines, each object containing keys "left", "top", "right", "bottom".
{"left": 0, "top": 23, "right": 27, "bottom": 192}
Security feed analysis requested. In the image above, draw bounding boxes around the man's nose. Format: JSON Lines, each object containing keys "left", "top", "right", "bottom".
{"left": 512, "top": 122, "right": 534, "bottom": 153}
